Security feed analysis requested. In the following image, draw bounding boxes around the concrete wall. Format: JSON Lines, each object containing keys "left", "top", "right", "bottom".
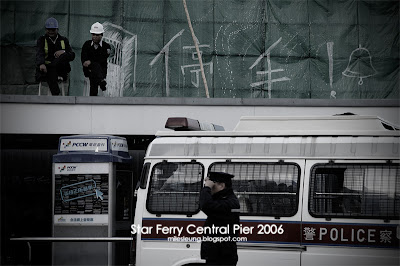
{"left": 1, "top": 96, "right": 399, "bottom": 135}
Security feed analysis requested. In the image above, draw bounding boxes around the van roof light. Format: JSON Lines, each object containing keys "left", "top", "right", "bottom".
{"left": 165, "top": 117, "right": 224, "bottom": 131}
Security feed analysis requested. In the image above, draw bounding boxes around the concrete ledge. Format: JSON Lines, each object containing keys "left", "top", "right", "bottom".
{"left": 1, "top": 95, "right": 399, "bottom": 107}
{"left": 0, "top": 95, "right": 76, "bottom": 104}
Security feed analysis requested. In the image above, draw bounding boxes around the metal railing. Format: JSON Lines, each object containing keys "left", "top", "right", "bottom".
{"left": 10, "top": 237, "right": 135, "bottom": 265}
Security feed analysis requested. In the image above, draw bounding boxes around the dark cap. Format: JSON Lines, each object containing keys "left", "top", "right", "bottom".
{"left": 45, "top": 17, "right": 59, "bottom": 29}
{"left": 208, "top": 171, "right": 234, "bottom": 183}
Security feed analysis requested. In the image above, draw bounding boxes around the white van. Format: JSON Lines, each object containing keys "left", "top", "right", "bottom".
{"left": 133, "top": 115, "right": 399, "bottom": 266}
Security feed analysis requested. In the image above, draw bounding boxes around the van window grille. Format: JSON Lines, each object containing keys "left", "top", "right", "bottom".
{"left": 147, "top": 162, "right": 204, "bottom": 214}
{"left": 210, "top": 162, "right": 300, "bottom": 217}
{"left": 309, "top": 163, "right": 400, "bottom": 219}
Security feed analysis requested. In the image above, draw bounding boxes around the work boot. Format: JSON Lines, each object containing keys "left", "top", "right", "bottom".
{"left": 100, "top": 80, "right": 107, "bottom": 91}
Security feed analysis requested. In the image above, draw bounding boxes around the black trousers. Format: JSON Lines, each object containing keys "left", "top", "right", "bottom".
{"left": 83, "top": 62, "right": 106, "bottom": 96}
{"left": 201, "top": 241, "right": 238, "bottom": 266}
{"left": 37, "top": 54, "right": 70, "bottom": 96}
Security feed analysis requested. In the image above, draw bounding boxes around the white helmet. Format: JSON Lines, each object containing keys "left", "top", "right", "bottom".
{"left": 90, "top": 22, "right": 104, "bottom": 34}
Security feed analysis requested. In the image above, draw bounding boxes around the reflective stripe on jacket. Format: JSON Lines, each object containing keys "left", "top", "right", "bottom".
{"left": 45, "top": 39, "right": 65, "bottom": 64}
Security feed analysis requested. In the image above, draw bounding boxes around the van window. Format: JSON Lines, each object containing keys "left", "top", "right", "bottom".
{"left": 147, "top": 162, "right": 204, "bottom": 214}
{"left": 309, "top": 163, "right": 400, "bottom": 220}
{"left": 209, "top": 162, "right": 300, "bottom": 217}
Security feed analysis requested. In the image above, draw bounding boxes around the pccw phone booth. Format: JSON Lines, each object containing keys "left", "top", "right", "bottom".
{"left": 52, "top": 135, "right": 133, "bottom": 265}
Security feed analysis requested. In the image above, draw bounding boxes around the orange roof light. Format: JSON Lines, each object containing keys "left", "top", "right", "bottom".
{"left": 165, "top": 117, "right": 224, "bottom": 131}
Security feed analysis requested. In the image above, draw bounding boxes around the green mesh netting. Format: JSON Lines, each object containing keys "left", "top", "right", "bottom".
{"left": 1, "top": 0, "right": 398, "bottom": 98}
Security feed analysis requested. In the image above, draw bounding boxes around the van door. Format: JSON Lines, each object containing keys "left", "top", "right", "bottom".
{"left": 208, "top": 160, "right": 306, "bottom": 266}
{"left": 301, "top": 160, "right": 400, "bottom": 266}
{"left": 134, "top": 160, "right": 206, "bottom": 266}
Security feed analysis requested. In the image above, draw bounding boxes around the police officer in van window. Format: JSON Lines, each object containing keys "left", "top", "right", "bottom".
{"left": 81, "top": 22, "right": 111, "bottom": 96}
{"left": 36, "top": 17, "right": 75, "bottom": 95}
{"left": 199, "top": 172, "right": 240, "bottom": 266}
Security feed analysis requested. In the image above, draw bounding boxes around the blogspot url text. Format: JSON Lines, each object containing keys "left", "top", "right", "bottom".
{"left": 167, "top": 236, "right": 248, "bottom": 243}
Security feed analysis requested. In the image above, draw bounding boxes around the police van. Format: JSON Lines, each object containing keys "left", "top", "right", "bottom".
{"left": 133, "top": 115, "right": 399, "bottom": 266}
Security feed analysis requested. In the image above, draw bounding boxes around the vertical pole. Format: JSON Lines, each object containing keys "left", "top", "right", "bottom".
{"left": 165, "top": 49, "right": 170, "bottom": 96}
{"left": 108, "top": 162, "right": 113, "bottom": 266}
{"left": 27, "top": 242, "right": 32, "bottom": 264}
{"left": 182, "top": 0, "right": 210, "bottom": 98}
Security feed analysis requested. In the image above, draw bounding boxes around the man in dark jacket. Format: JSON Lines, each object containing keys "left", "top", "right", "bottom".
{"left": 199, "top": 172, "right": 240, "bottom": 266}
{"left": 81, "top": 22, "right": 111, "bottom": 96}
{"left": 36, "top": 17, "right": 75, "bottom": 95}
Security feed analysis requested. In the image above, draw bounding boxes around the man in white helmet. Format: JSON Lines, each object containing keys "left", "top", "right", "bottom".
{"left": 36, "top": 17, "right": 75, "bottom": 95}
{"left": 81, "top": 22, "right": 111, "bottom": 96}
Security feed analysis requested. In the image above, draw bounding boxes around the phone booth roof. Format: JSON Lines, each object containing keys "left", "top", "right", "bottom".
{"left": 53, "top": 135, "right": 132, "bottom": 163}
